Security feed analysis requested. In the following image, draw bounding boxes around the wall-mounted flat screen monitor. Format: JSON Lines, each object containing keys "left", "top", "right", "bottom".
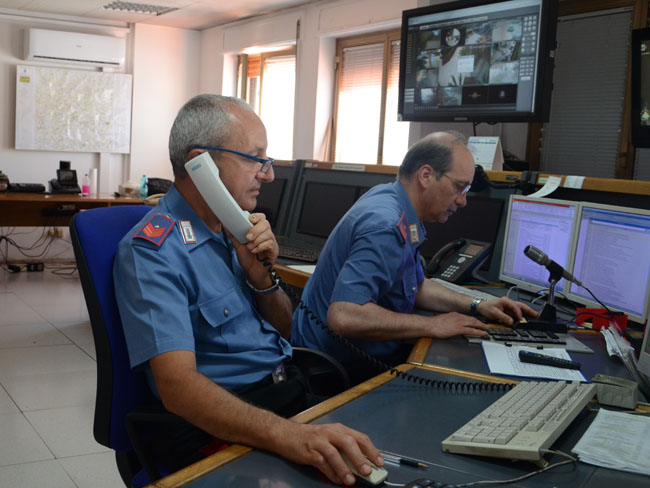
{"left": 631, "top": 27, "right": 650, "bottom": 147}
{"left": 398, "top": 0, "right": 558, "bottom": 123}
{"left": 566, "top": 203, "right": 650, "bottom": 325}
{"left": 499, "top": 195, "right": 579, "bottom": 293}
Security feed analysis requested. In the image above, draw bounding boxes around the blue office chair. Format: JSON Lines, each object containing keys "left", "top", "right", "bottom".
{"left": 71, "top": 205, "right": 351, "bottom": 486}
{"left": 71, "top": 205, "right": 185, "bottom": 487}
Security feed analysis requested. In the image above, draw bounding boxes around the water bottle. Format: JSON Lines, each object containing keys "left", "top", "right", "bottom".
{"left": 140, "top": 174, "right": 148, "bottom": 199}
{"left": 82, "top": 173, "right": 90, "bottom": 196}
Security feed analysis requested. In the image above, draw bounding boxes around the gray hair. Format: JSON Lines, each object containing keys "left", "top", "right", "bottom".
{"left": 168, "top": 94, "right": 255, "bottom": 177}
{"left": 397, "top": 130, "right": 468, "bottom": 180}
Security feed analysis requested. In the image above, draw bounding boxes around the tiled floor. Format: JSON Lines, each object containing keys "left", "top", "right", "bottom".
{"left": 0, "top": 268, "right": 124, "bottom": 487}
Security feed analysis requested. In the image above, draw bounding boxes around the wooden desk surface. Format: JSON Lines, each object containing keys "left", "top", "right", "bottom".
{"left": 0, "top": 192, "right": 144, "bottom": 226}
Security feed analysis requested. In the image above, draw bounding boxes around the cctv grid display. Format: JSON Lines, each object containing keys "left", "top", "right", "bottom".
{"left": 500, "top": 195, "right": 650, "bottom": 324}
{"left": 399, "top": 0, "right": 551, "bottom": 122}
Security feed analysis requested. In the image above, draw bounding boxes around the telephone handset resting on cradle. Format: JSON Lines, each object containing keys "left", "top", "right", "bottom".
{"left": 425, "top": 238, "right": 492, "bottom": 283}
{"left": 185, "top": 152, "right": 254, "bottom": 243}
{"left": 184, "top": 152, "right": 509, "bottom": 392}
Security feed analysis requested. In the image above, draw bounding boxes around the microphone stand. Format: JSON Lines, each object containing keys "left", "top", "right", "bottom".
{"left": 516, "top": 263, "right": 568, "bottom": 333}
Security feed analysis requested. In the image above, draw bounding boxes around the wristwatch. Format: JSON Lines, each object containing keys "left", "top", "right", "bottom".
{"left": 246, "top": 275, "right": 281, "bottom": 296}
{"left": 470, "top": 297, "right": 485, "bottom": 316}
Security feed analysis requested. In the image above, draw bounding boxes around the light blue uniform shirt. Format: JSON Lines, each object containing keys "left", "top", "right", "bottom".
{"left": 114, "top": 185, "right": 291, "bottom": 394}
{"left": 291, "top": 181, "right": 426, "bottom": 365}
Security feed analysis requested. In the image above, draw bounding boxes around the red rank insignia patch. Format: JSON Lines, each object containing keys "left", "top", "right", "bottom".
{"left": 134, "top": 215, "right": 174, "bottom": 246}
{"left": 396, "top": 213, "right": 408, "bottom": 244}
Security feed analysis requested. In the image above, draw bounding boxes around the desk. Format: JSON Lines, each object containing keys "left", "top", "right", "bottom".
{"left": 147, "top": 365, "right": 649, "bottom": 488}
{"left": 0, "top": 192, "right": 143, "bottom": 227}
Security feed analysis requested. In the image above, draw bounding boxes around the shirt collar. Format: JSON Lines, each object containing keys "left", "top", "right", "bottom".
{"left": 159, "top": 184, "right": 222, "bottom": 246}
{"left": 393, "top": 180, "right": 426, "bottom": 246}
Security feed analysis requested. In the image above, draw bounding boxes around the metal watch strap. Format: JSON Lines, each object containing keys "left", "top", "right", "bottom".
{"left": 246, "top": 275, "right": 280, "bottom": 296}
{"left": 470, "top": 297, "right": 485, "bottom": 316}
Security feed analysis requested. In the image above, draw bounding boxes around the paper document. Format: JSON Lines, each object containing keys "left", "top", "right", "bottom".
{"left": 287, "top": 264, "right": 316, "bottom": 274}
{"left": 527, "top": 175, "right": 562, "bottom": 197}
{"left": 572, "top": 408, "right": 650, "bottom": 476}
{"left": 481, "top": 341, "right": 586, "bottom": 381}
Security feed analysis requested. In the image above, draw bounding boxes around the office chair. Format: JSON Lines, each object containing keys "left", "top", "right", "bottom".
{"left": 71, "top": 205, "right": 185, "bottom": 487}
{"left": 71, "top": 205, "right": 350, "bottom": 485}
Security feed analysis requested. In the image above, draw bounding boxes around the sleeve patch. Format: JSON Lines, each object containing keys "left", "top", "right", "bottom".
{"left": 396, "top": 213, "right": 408, "bottom": 244}
{"left": 134, "top": 215, "right": 175, "bottom": 246}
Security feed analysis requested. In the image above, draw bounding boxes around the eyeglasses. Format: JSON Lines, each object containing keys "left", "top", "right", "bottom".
{"left": 442, "top": 174, "right": 472, "bottom": 196}
{"left": 190, "top": 146, "right": 275, "bottom": 173}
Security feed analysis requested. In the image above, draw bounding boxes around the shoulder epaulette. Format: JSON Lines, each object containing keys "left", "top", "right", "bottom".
{"left": 134, "top": 214, "right": 175, "bottom": 247}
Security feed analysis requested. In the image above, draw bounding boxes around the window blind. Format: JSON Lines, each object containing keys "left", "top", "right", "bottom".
{"left": 335, "top": 43, "right": 384, "bottom": 164}
{"left": 260, "top": 54, "right": 295, "bottom": 160}
{"left": 540, "top": 10, "right": 632, "bottom": 178}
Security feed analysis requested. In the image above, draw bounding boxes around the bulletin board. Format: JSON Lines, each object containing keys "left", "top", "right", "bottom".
{"left": 15, "top": 65, "right": 132, "bottom": 153}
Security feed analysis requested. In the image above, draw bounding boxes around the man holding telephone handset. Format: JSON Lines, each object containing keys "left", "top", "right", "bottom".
{"left": 114, "top": 94, "right": 382, "bottom": 486}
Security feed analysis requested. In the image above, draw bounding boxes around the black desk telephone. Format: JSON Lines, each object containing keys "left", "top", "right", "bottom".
{"left": 49, "top": 161, "right": 81, "bottom": 194}
{"left": 425, "top": 238, "right": 491, "bottom": 283}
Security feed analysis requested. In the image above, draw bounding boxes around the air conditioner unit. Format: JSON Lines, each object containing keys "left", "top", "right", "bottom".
{"left": 24, "top": 29, "right": 126, "bottom": 68}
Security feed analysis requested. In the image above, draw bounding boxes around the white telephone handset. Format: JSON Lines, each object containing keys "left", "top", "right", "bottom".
{"left": 185, "top": 152, "right": 254, "bottom": 243}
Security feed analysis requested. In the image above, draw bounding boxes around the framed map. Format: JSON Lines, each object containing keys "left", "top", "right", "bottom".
{"left": 15, "top": 65, "right": 132, "bottom": 153}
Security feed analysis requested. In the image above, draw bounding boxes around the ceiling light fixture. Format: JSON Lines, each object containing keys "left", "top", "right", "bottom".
{"left": 103, "top": 1, "right": 178, "bottom": 16}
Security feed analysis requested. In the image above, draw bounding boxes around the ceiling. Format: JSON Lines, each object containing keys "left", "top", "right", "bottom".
{"left": 0, "top": 0, "right": 319, "bottom": 30}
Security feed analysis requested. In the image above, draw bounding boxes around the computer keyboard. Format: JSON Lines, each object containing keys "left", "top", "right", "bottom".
{"left": 7, "top": 183, "right": 45, "bottom": 193}
{"left": 430, "top": 277, "right": 497, "bottom": 301}
{"left": 278, "top": 245, "right": 320, "bottom": 263}
{"left": 486, "top": 327, "right": 566, "bottom": 345}
{"left": 442, "top": 380, "right": 596, "bottom": 462}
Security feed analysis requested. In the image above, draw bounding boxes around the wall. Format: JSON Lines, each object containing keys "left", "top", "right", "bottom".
{"left": 129, "top": 23, "right": 200, "bottom": 183}
{"left": 0, "top": 12, "right": 199, "bottom": 262}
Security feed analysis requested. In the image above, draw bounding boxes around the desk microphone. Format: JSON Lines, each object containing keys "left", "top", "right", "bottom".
{"left": 523, "top": 245, "right": 583, "bottom": 287}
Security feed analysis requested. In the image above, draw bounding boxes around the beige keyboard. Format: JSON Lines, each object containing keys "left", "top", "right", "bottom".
{"left": 442, "top": 380, "right": 596, "bottom": 462}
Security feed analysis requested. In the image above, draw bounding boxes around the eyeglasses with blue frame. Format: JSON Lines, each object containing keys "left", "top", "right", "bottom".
{"left": 190, "top": 146, "right": 275, "bottom": 173}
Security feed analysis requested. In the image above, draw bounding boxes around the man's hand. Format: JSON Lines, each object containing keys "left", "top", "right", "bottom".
{"left": 476, "top": 297, "right": 538, "bottom": 326}
{"left": 277, "top": 422, "right": 384, "bottom": 486}
{"left": 228, "top": 213, "right": 278, "bottom": 287}
{"left": 429, "top": 312, "right": 490, "bottom": 338}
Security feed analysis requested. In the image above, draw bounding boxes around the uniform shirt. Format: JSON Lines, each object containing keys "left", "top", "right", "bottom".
{"left": 291, "top": 180, "right": 426, "bottom": 365}
{"left": 114, "top": 185, "right": 291, "bottom": 394}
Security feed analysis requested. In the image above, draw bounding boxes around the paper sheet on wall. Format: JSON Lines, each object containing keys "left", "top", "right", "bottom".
{"left": 15, "top": 65, "right": 132, "bottom": 153}
{"left": 481, "top": 341, "right": 586, "bottom": 381}
{"left": 467, "top": 137, "right": 504, "bottom": 171}
{"left": 527, "top": 175, "right": 562, "bottom": 197}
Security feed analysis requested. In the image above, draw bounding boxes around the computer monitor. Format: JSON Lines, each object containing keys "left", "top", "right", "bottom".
{"left": 631, "top": 27, "right": 650, "bottom": 148}
{"left": 419, "top": 195, "right": 504, "bottom": 270}
{"left": 253, "top": 160, "right": 302, "bottom": 236}
{"left": 398, "top": 0, "right": 558, "bottom": 123}
{"left": 283, "top": 162, "right": 397, "bottom": 248}
{"left": 499, "top": 195, "right": 579, "bottom": 293}
{"left": 566, "top": 203, "right": 650, "bottom": 325}
{"left": 638, "top": 318, "right": 650, "bottom": 380}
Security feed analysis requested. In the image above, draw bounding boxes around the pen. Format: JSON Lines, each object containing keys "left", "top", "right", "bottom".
{"left": 381, "top": 452, "right": 428, "bottom": 469}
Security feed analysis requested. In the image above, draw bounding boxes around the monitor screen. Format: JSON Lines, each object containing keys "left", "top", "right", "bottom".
{"left": 499, "top": 195, "right": 579, "bottom": 293}
{"left": 398, "top": 0, "right": 557, "bottom": 123}
{"left": 631, "top": 27, "right": 650, "bottom": 147}
{"left": 296, "top": 182, "right": 358, "bottom": 238}
{"left": 254, "top": 178, "right": 286, "bottom": 230}
{"left": 567, "top": 203, "right": 650, "bottom": 324}
{"left": 419, "top": 196, "right": 504, "bottom": 270}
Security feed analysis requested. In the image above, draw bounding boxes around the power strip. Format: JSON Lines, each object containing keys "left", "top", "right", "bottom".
{"left": 26, "top": 262, "right": 44, "bottom": 272}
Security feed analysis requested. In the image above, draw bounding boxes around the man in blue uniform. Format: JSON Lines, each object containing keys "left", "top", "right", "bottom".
{"left": 292, "top": 131, "right": 536, "bottom": 378}
{"left": 114, "top": 94, "right": 383, "bottom": 486}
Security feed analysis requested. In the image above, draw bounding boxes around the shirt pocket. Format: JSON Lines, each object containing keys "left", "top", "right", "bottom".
{"left": 198, "top": 289, "right": 250, "bottom": 353}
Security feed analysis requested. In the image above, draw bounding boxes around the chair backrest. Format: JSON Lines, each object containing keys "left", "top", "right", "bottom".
{"left": 71, "top": 205, "right": 152, "bottom": 451}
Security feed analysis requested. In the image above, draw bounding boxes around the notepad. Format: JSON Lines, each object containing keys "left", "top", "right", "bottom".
{"left": 481, "top": 341, "right": 586, "bottom": 382}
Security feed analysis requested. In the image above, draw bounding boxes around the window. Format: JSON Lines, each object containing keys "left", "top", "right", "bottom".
{"left": 237, "top": 48, "right": 296, "bottom": 160}
{"left": 332, "top": 31, "right": 409, "bottom": 165}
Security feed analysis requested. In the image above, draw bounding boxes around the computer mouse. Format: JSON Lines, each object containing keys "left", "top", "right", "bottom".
{"left": 341, "top": 454, "right": 388, "bottom": 486}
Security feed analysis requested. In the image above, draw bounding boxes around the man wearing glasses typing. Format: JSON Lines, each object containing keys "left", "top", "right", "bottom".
{"left": 114, "top": 94, "right": 384, "bottom": 486}
{"left": 291, "top": 131, "right": 536, "bottom": 382}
